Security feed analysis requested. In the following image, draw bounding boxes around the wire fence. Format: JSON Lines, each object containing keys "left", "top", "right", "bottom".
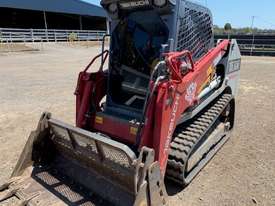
{"left": 1, "top": 28, "right": 275, "bottom": 56}
{"left": 215, "top": 34, "right": 275, "bottom": 56}
{"left": 0, "top": 28, "right": 106, "bottom": 43}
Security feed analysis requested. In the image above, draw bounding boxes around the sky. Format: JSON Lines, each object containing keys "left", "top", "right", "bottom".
{"left": 83, "top": 0, "right": 275, "bottom": 29}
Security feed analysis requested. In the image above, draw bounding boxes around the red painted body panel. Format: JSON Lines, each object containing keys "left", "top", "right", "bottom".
{"left": 150, "top": 40, "right": 230, "bottom": 172}
{"left": 75, "top": 40, "right": 230, "bottom": 174}
{"left": 75, "top": 51, "right": 108, "bottom": 129}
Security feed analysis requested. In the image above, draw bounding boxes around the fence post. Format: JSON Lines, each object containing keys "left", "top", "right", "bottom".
{"left": 9, "top": 32, "right": 12, "bottom": 43}
{"left": 6, "top": 39, "right": 10, "bottom": 52}
{"left": 8, "top": 33, "right": 12, "bottom": 52}
{"left": 46, "top": 29, "right": 49, "bottom": 42}
{"left": 31, "top": 29, "right": 34, "bottom": 42}
{"left": 250, "top": 33, "right": 255, "bottom": 56}
{"left": 54, "top": 30, "right": 57, "bottom": 42}
{"left": 86, "top": 31, "right": 89, "bottom": 42}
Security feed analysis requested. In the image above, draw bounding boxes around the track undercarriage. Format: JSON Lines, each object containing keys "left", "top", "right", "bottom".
{"left": 167, "top": 93, "right": 234, "bottom": 185}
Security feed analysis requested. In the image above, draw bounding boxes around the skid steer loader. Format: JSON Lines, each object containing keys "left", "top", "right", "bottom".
{"left": 0, "top": 0, "right": 241, "bottom": 205}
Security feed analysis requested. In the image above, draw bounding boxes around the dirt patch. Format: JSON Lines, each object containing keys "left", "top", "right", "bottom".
{"left": 0, "top": 43, "right": 38, "bottom": 53}
{"left": 0, "top": 41, "right": 102, "bottom": 54}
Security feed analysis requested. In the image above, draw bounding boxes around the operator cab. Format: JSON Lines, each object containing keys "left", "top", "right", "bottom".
{"left": 105, "top": 10, "right": 169, "bottom": 120}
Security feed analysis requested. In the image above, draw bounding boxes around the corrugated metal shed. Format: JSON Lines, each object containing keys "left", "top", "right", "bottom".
{"left": 0, "top": 0, "right": 106, "bottom": 17}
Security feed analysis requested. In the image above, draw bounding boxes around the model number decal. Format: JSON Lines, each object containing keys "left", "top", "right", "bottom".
{"left": 228, "top": 60, "right": 241, "bottom": 73}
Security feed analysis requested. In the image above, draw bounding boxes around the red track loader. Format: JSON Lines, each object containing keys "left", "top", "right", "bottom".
{"left": 0, "top": 0, "right": 241, "bottom": 205}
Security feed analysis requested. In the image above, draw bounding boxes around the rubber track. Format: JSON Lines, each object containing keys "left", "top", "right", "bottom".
{"left": 166, "top": 93, "right": 232, "bottom": 185}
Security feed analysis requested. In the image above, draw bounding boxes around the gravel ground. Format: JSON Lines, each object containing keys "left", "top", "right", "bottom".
{"left": 0, "top": 44, "right": 274, "bottom": 206}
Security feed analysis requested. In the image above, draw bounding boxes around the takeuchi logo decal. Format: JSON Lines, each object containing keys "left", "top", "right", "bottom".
{"left": 185, "top": 82, "right": 197, "bottom": 105}
{"left": 120, "top": 0, "right": 150, "bottom": 8}
{"left": 164, "top": 93, "right": 180, "bottom": 154}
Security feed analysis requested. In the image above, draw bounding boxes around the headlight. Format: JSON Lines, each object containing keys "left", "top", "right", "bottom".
{"left": 108, "top": 3, "right": 118, "bottom": 13}
{"left": 153, "top": 0, "right": 167, "bottom": 7}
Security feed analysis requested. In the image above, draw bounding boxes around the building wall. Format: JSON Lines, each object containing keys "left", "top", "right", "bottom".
{"left": 0, "top": 7, "right": 106, "bottom": 30}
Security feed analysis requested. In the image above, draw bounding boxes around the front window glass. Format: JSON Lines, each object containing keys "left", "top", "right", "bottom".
{"left": 111, "top": 11, "right": 169, "bottom": 74}
{"left": 108, "top": 11, "right": 169, "bottom": 111}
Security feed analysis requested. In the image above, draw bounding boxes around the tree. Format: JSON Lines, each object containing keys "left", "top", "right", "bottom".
{"left": 224, "top": 23, "right": 232, "bottom": 39}
{"left": 224, "top": 23, "right": 232, "bottom": 31}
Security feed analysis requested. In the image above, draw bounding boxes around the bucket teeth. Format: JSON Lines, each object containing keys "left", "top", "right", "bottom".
{"left": 16, "top": 192, "right": 41, "bottom": 206}
{"left": 0, "top": 177, "right": 41, "bottom": 205}
{"left": 0, "top": 177, "right": 24, "bottom": 202}
{"left": 0, "top": 177, "right": 21, "bottom": 191}
{"left": 0, "top": 187, "right": 20, "bottom": 201}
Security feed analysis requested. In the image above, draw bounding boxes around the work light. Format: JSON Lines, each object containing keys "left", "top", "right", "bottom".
{"left": 153, "top": 0, "right": 167, "bottom": 7}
